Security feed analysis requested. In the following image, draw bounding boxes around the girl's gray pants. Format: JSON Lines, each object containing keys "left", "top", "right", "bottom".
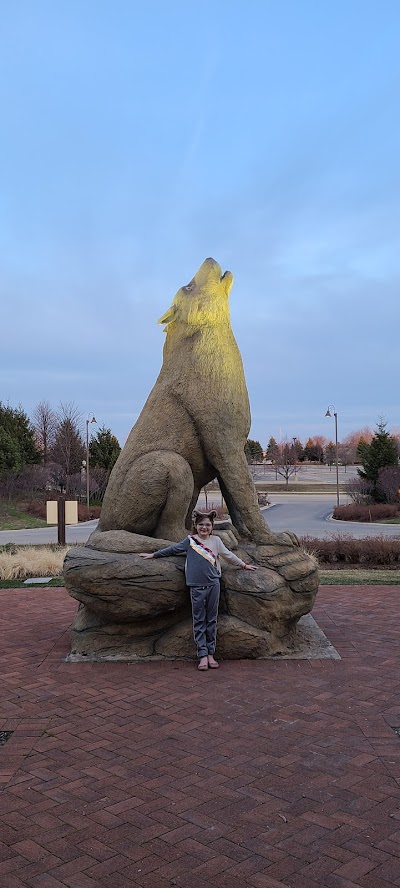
{"left": 190, "top": 580, "right": 220, "bottom": 657}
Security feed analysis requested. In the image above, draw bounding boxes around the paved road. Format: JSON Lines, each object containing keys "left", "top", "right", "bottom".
{"left": 1, "top": 495, "right": 400, "bottom": 544}
{"left": 0, "top": 520, "right": 99, "bottom": 546}
{"left": 264, "top": 494, "right": 400, "bottom": 539}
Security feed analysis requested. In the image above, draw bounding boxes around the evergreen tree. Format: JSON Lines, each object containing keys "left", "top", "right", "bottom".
{"left": 0, "top": 402, "right": 41, "bottom": 475}
{"left": 325, "top": 442, "right": 336, "bottom": 467}
{"left": 358, "top": 419, "right": 398, "bottom": 500}
{"left": 244, "top": 438, "right": 263, "bottom": 463}
{"left": 266, "top": 436, "right": 279, "bottom": 461}
{"left": 303, "top": 437, "right": 324, "bottom": 462}
{"left": 293, "top": 437, "right": 304, "bottom": 461}
{"left": 90, "top": 426, "right": 121, "bottom": 471}
{"left": 356, "top": 435, "right": 370, "bottom": 465}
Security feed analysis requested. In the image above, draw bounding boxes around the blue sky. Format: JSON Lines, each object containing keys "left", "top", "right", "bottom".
{"left": 2, "top": 0, "right": 399, "bottom": 448}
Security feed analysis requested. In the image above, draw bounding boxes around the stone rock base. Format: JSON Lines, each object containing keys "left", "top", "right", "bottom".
{"left": 64, "top": 528, "right": 319, "bottom": 661}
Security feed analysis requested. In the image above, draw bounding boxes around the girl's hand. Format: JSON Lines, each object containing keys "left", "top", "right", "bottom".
{"left": 138, "top": 553, "right": 154, "bottom": 559}
{"left": 243, "top": 563, "right": 257, "bottom": 570}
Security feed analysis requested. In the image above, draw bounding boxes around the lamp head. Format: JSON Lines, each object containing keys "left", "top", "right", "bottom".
{"left": 91, "top": 416, "right": 97, "bottom": 424}
{"left": 325, "top": 409, "right": 331, "bottom": 417}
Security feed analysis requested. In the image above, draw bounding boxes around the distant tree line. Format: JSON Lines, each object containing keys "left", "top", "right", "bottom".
{"left": 0, "top": 400, "right": 121, "bottom": 502}
{"left": 1, "top": 398, "right": 399, "bottom": 505}
{"left": 245, "top": 419, "right": 400, "bottom": 500}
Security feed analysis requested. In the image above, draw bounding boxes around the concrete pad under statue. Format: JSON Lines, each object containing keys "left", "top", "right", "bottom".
{"left": 64, "top": 259, "right": 320, "bottom": 660}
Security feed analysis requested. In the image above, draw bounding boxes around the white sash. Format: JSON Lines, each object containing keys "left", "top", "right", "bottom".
{"left": 188, "top": 536, "right": 217, "bottom": 568}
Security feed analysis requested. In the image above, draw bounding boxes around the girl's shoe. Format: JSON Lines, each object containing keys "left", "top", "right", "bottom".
{"left": 207, "top": 655, "right": 219, "bottom": 669}
{"left": 198, "top": 657, "right": 208, "bottom": 671}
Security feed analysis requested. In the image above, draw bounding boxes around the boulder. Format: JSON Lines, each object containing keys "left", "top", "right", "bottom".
{"left": 64, "top": 530, "right": 319, "bottom": 661}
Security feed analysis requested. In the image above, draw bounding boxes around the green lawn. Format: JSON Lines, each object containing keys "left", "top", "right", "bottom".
{"left": 0, "top": 501, "right": 48, "bottom": 530}
{"left": 377, "top": 517, "right": 400, "bottom": 524}
{"left": 320, "top": 569, "right": 400, "bottom": 585}
{"left": 0, "top": 577, "right": 65, "bottom": 588}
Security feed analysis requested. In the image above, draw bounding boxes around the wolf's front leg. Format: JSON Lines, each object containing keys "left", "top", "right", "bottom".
{"left": 216, "top": 452, "right": 298, "bottom": 547}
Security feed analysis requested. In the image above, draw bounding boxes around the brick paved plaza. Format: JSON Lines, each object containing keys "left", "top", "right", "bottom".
{"left": 1, "top": 584, "right": 400, "bottom": 888}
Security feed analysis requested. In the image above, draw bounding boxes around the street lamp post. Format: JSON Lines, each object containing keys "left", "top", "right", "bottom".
{"left": 325, "top": 406, "right": 339, "bottom": 508}
{"left": 86, "top": 414, "right": 97, "bottom": 513}
{"left": 292, "top": 437, "right": 298, "bottom": 477}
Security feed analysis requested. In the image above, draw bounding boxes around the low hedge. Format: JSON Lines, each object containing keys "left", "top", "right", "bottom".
{"left": 301, "top": 534, "right": 400, "bottom": 566}
{"left": 23, "top": 500, "right": 101, "bottom": 522}
{"left": 333, "top": 503, "right": 400, "bottom": 522}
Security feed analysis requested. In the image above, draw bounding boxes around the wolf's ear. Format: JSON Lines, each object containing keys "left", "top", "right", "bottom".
{"left": 221, "top": 270, "right": 234, "bottom": 296}
{"left": 157, "top": 304, "right": 177, "bottom": 328}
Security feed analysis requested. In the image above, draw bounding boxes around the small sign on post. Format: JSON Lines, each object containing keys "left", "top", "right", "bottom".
{"left": 57, "top": 498, "right": 66, "bottom": 546}
{"left": 46, "top": 500, "right": 78, "bottom": 546}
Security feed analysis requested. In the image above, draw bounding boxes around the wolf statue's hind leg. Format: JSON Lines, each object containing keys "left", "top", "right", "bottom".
{"left": 154, "top": 454, "right": 195, "bottom": 540}
{"left": 100, "top": 451, "right": 194, "bottom": 541}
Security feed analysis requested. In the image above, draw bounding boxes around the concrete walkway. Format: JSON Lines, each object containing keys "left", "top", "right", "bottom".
{"left": 1, "top": 585, "right": 400, "bottom": 887}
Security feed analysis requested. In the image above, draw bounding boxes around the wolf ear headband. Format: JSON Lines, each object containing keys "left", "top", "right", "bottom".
{"left": 192, "top": 509, "right": 217, "bottom": 523}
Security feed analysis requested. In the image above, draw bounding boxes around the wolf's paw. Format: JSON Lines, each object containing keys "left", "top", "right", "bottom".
{"left": 253, "top": 530, "right": 299, "bottom": 548}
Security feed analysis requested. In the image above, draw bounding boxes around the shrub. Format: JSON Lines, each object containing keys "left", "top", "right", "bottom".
{"left": 376, "top": 466, "right": 400, "bottom": 504}
{"left": 78, "top": 505, "right": 101, "bottom": 521}
{"left": 24, "top": 499, "right": 47, "bottom": 519}
{"left": 344, "top": 477, "right": 373, "bottom": 504}
{"left": 301, "top": 534, "right": 400, "bottom": 566}
{"left": 24, "top": 500, "right": 101, "bottom": 522}
{"left": 333, "top": 503, "right": 400, "bottom": 522}
{"left": 208, "top": 503, "right": 226, "bottom": 519}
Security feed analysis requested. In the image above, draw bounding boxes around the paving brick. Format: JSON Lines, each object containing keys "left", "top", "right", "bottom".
{"left": 248, "top": 876, "right": 293, "bottom": 888}
{"left": 25, "top": 876, "right": 68, "bottom": 888}
{"left": 2, "top": 585, "right": 400, "bottom": 888}
{"left": 189, "top": 853, "right": 237, "bottom": 877}
{"left": 333, "top": 855, "right": 379, "bottom": 879}
{"left": 372, "top": 857, "right": 400, "bottom": 881}
{"left": 359, "top": 875, "right": 396, "bottom": 888}
{"left": 45, "top": 855, "right": 97, "bottom": 880}
{"left": 324, "top": 877, "right": 373, "bottom": 888}
{"left": 175, "top": 837, "right": 217, "bottom": 860}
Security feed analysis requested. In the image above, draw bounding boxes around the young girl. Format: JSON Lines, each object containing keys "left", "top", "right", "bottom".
{"left": 139, "top": 510, "right": 257, "bottom": 671}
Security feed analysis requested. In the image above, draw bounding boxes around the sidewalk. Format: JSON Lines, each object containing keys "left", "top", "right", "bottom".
{"left": 1, "top": 584, "right": 400, "bottom": 888}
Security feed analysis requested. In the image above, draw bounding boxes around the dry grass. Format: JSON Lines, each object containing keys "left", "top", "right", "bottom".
{"left": 0, "top": 546, "right": 69, "bottom": 579}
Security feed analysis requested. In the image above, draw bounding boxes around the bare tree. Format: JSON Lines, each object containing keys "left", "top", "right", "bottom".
{"left": 51, "top": 402, "right": 85, "bottom": 494}
{"left": 32, "top": 400, "right": 57, "bottom": 463}
{"left": 274, "top": 441, "right": 300, "bottom": 487}
{"left": 91, "top": 465, "right": 112, "bottom": 502}
{"left": 376, "top": 466, "right": 400, "bottom": 504}
{"left": 344, "top": 477, "right": 375, "bottom": 504}
{"left": 337, "top": 441, "right": 353, "bottom": 471}
{"left": 339, "top": 428, "right": 373, "bottom": 467}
